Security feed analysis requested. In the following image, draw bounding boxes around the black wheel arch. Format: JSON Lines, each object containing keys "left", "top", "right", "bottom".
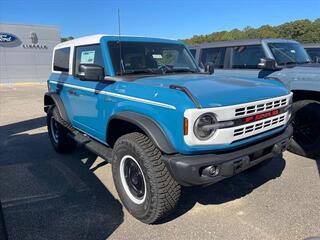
{"left": 291, "top": 90, "right": 320, "bottom": 103}
{"left": 44, "top": 92, "right": 70, "bottom": 123}
{"left": 107, "top": 111, "right": 176, "bottom": 154}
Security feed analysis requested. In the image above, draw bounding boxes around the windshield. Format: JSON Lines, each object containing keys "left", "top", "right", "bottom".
{"left": 268, "top": 42, "right": 311, "bottom": 66}
{"left": 108, "top": 41, "right": 199, "bottom": 75}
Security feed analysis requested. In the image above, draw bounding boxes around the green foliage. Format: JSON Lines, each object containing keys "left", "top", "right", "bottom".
{"left": 60, "top": 36, "right": 74, "bottom": 42}
{"left": 184, "top": 19, "right": 320, "bottom": 45}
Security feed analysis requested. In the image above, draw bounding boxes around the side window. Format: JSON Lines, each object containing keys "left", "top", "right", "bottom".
{"left": 189, "top": 49, "right": 196, "bottom": 58}
{"left": 200, "top": 47, "right": 226, "bottom": 69}
{"left": 74, "top": 44, "right": 104, "bottom": 75}
{"left": 232, "top": 45, "right": 265, "bottom": 69}
{"left": 305, "top": 48, "right": 320, "bottom": 62}
{"left": 53, "top": 47, "right": 70, "bottom": 72}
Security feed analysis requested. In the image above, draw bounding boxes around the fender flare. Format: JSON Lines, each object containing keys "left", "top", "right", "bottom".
{"left": 44, "top": 92, "right": 70, "bottom": 123}
{"left": 108, "top": 111, "right": 176, "bottom": 154}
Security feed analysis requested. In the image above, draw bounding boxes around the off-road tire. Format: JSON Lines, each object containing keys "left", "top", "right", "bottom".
{"left": 112, "top": 132, "right": 181, "bottom": 224}
{"left": 47, "top": 106, "right": 76, "bottom": 153}
{"left": 288, "top": 100, "right": 320, "bottom": 158}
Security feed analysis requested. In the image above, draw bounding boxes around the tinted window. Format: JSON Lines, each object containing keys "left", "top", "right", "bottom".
{"left": 305, "top": 48, "right": 320, "bottom": 62}
{"left": 189, "top": 49, "right": 196, "bottom": 58}
{"left": 74, "top": 44, "right": 104, "bottom": 75}
{"left": 53, "top": 47, "right": 70, "bottom": 72}
{"left": 108, "top": 41, "right": 198, "bottom": 75}
{"left": 268, "top": 43, "right": 310, "bottom": 65}
{"left": 232, "top": 45, "right": 265, "bottom": 69}
{"left": 200, "top": 47, "right": 226, "bottom": 68}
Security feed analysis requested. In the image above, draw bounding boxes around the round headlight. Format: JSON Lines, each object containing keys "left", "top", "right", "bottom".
{"left": 194, "top": 113, "right": 217, "bottom": 140}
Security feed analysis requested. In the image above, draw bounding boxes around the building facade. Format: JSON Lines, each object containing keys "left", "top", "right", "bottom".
{"left": 0, "top": 23, "right": 60, "bottom": 84}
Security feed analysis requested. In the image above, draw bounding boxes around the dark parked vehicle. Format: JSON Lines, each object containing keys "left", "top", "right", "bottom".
{"left": 190, "top": 38, "right": 320, "bottom": 158}
{"left": 304, "top": 43, "right": 320, "bottom": 63}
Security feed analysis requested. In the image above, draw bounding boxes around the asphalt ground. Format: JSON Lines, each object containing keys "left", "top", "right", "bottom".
{"left": 0, "top": 85, "right": 319, "bottom": 240}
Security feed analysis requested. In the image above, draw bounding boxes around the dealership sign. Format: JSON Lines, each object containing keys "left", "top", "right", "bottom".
{"left": 0, "top": 31, "right": 47, "bottom": 49}
{"left": 22, "top": 32, "right": 47, "bottom": 49}
{"left": 0, "top": 33, "right": 17, "bottom": 43}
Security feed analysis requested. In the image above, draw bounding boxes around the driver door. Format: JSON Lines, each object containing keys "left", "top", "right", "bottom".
{"left": 67, "top": 44, "right": 107, "bottom": 140}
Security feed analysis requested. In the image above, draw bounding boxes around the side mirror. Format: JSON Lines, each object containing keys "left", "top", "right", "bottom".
{"left": 205, "top": 63, "right": 214, "bottom": 75}
{"left": 77, "top": 64, "right": 104, "bottom": 81}
{"left": 315, "top": 56, "right": 320, "bottom": 63}
{"left": 258, "top": 58, "right": 276, "bottom": 70}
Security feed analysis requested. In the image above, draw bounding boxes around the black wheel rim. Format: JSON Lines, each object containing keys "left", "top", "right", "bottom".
{"left": 124, "top": 158, "right": 145, "bottom": 199}
{"left": 50, "top": 116, "right": 59, "bottom": 143}
{"left": 292, "top": 109, "right": 320, "bottom": 148}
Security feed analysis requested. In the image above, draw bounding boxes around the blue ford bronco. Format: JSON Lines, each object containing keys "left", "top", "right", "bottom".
{"left": 190, "top": 39, "right": 320, "bottom": 158}
{"left": 44, "top": 35, "right": 292, "bottom": 223}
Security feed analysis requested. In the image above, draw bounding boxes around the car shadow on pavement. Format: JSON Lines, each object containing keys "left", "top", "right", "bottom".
{"left": 315, "top": 157, "right": 320, "bottom": 177}
{"left": 0, "top": 117, "right": 124, "bottom": 240}
{"left": 159, "top": 155, "right": 286, "bottom": 223}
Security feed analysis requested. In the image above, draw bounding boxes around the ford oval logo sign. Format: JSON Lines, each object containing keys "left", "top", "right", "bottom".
{"left": 0, "top": 33, "right": 17, "bottom": 43}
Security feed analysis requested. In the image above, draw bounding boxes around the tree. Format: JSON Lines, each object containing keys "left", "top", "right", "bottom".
{"left": 183, "top": 19, "right": 320, "bottom": 44}
{"left": 61, "top": 36, "right": 74, "bottom": 42}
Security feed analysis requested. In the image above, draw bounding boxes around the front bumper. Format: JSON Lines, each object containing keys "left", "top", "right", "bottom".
{"left": 163, "top": 125, "right": 293, "bottom": 186}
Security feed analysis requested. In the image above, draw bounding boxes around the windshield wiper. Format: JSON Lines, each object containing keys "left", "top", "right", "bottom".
{"left": 297, "top": 61, "right": 311, "bottom": 64}
{"left": 279, "top": 61, "right": 298, "bottom": 66}
{"left": 164, "top": 68, "right": 197, "bottom": 73}
{"left": 120, "top": 69, "right": 157, "bottom": 75}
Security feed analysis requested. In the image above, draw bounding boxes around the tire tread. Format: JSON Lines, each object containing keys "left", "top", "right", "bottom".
{"left": 112, "top": 132, "right": 181, "bottom": 223}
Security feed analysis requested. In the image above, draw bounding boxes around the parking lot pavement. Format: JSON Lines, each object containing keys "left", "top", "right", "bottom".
{"left": 0, "top": 85, "right": 319, "bottom": 240}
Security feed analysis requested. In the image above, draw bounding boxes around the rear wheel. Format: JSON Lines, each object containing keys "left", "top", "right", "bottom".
{"left": 111, "top": 132, "right": 181, "bottom": 224}
{"left": 288, "top": 100, "right": 320, "bottom": 158}
{"left": 47, "top": 106, "right": 76, "bottom": 153}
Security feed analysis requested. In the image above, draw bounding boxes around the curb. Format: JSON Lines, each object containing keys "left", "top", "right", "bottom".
{"left": 0, "top": 82, "right": 46, "bottom": 87}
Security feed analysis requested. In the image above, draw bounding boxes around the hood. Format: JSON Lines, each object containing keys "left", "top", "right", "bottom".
{"left": 271, "top": 63, "right": 320, "bottom": 89}
{"left": 288, "top": 63, "right": 320, "bottom": 75}
{"left": 134, "top": 74, "right": 289, "bottom": 108}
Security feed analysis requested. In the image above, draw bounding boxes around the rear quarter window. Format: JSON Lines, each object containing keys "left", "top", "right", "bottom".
{"left": 53, "top": 47, "right": 70, "bottom": 72}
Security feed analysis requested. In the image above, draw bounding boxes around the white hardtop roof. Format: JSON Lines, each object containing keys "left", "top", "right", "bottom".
{"left": 55, "top": 34, "right": 106, "bottom": 49}
{"left": 54, "top": 34, "right": 179, "bottom": 49}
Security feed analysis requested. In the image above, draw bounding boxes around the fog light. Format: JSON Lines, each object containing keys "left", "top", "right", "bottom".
{"left": 209, "top": 166, "right": 219, "bottom": 176}
{"left": 203, "top": 165, "right": 220, "bottom": 177}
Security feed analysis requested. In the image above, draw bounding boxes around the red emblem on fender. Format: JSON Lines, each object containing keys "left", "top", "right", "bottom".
{"left": 245, "top": 109, "right": 279, "bottom": 123}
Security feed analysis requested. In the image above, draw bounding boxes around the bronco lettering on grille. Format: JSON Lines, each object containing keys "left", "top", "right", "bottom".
{"left": 245, "top": 109, "right": 279, "bottom": 123}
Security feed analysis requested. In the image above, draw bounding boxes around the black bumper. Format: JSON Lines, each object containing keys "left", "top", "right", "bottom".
{"left": 163, "top": 125, "right": 293, "bottom": 186}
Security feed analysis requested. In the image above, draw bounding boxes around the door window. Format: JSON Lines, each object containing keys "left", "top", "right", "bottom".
{"left": 232, "top": 45, "right": 265, "bottom": 69}
{"left": 74, "top": 44, "right": 104, "bottom": 75}
{"left": 200, "top": 47, "right": 226, "bottom": 68}
{"left": 306, "top": 48, "right": 320, "bottom": 62}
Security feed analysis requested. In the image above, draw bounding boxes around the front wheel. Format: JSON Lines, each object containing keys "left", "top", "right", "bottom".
{"left": 288, "top": 100, "right": 320, "bottom": 158}
{"left": 111, "top": 132, "right": 181, "bottom": 224}
{"left": 47, "top": 106, "right": 76, "bottom": 153}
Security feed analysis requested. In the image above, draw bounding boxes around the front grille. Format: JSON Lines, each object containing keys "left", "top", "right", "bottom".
{"left": 234, "top": 114, "right": 286, "bottom": 137}
{"left": 235, "top": 98, "right": 287, "bottom": 117}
